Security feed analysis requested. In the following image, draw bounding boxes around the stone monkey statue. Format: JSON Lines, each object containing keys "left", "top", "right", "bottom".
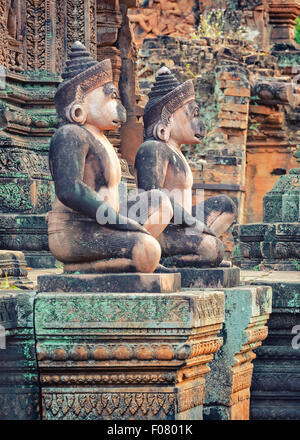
{"left": 135, "top": 67, "right": 237, "bottom": 268}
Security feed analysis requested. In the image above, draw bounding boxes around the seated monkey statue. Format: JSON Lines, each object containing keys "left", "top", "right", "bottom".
{"left": 134, "top": 66, "right": 237, "bottom": 268}
{"left": 48, "top": 42, "right": 173, "bottom": 273}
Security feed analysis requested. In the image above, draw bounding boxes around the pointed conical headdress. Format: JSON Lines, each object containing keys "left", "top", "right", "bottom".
{"left": 143, "top": 66, "right": 195, "bottom": 128}
{"left": 55, "top": 41, "right": 113, "bottom": 111}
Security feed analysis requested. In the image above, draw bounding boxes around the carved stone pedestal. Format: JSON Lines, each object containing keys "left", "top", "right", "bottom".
{"left": 250, "top": 277, "right": 300, "bottom": 419}
{"left": 35, "top": 273, "right": 225, "bottom": 420}
{"left": 156, "top": 265, "right": 241, "bottom": 289}
{"left": 0, "top": 290, "right": 40, "bottom": 420}
{"left": 175, "top": 267, "right": 240, "bottom": 289}
{"left": 202, "top": 285, "right": 272, "bottom": 420}
{"left": 38, "top": 272, "right": 181, "bottom": 294}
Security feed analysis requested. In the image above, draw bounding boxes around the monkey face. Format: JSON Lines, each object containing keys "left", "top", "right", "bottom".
{"left": 168, "top": 100, "right": 206, "bottom": 146}
{"left": 84, "top": 82, "right": 127, "bottom": 131}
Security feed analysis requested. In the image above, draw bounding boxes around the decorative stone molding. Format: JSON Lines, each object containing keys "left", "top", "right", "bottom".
{"left": 35, "top": 274, "right": 225, "bottom": 420}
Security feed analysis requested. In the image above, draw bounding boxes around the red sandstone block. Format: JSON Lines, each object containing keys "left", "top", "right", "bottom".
{"left": 220, "top": 103, "right": 249, "bottom": 113}
{"left": 228, "top": 135, "right": 245, "bottom": 145}
{"left": 217, "top": 71, "right": 241, "bottom": 81}
{"left": 220, "top": 120, "right": 248, "bottom": 129}
{"left": 219, "top": 80, "right": 245, "bottom": 89}
{"left": 224, "top": 87, "right": 250, "bottom": 98}
{"left": 218, "top": 111, "right": 248, "bottom": 121}
{"left": 249, "top": 105, "right": 274, "bottom": 115}
{"left": 264, "top": 113, "right": 284, "bottom": 125}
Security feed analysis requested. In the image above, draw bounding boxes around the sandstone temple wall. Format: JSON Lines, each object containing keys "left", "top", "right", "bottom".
{"left": 131, "top": 0, "right": 300, "bottom": 229}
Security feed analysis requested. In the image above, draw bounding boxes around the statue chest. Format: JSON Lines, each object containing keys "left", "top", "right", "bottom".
{"left": 84, "top": 139, "right": 121, "bottom": 189}
{"left": 166, "top": 150, "right": 193, "bottom": 190}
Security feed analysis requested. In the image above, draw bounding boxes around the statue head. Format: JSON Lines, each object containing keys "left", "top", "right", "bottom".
{"left": 55, "top": 42, "right": 126, "bottom": 129}
{"left": 143, "top": 66, "right": 206, "bottom": 145}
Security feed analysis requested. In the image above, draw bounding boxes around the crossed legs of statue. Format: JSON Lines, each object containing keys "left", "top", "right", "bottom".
{"left": 157, "top": 195, "right": 237, "bottom": 268}
{"left": 48, "top": 190, "right": 173, "bottom": 273}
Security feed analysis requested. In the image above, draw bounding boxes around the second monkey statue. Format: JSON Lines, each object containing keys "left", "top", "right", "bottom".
{"left": 135, "top": 66, "right": 237, "bottom": 268}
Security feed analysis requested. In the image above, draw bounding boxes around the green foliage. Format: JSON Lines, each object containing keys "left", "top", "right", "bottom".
{"left": 0, "top": 273, "right": 20, "bottom": 290}
{"left": 292, "top": 260, "right": 300, "bottom": 271}
{"left": 249, "top": 117, "right": 261, "bottom": 133}
{"left": 192, "top": 10, "right": 224, "bottom": 40}
{"left": 192, "top": 9, "right": 259, "bottom": 44}
{"left": 185, "top": 64, "right": 197, "bottom": 79}
{"left": 295, "top": 16, "right": 300, "bottom": 45}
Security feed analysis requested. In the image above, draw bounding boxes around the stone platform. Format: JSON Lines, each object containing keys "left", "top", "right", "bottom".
{"left": 155, "top": 265, "right": 240, "bottom": 289}
{"left": 178, "top": 267, "right": 240, "bottom": 289}
{"left": 0, "top": 268, "right": 275, "bottom": 420}
{"left": 34, "top": 272, "right": 225, "bottom": 420}
{"left": 37, "top": 272, "right": 181, "bottom": 293}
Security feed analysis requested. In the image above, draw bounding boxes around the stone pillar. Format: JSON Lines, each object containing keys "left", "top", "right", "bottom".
{"left": 119, "top": 1, "right": 144, "bottom": 170}
{"left": 250, "top": 277, "right": 300, "bottom": 419}
{"left": 34, "top": 273, "right": 225, "bottom": 420}
{"left": 203, "top": 285, "right": 272, "bottom": 420}
{"left": 0, "top": 290, "right": 40, "bottom": 420}
{"left": 269, "top": 0, "right": 300, "bottom": 45}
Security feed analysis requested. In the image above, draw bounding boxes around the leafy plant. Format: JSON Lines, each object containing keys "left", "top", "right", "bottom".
{"left": 249, "top": 117, "right": 261, "bottom": 133}
{"left": 0, "top": 272, "right": 20, "bottom": 290}
{"left": 292, "top": 260, "right": 300, "bottom": 271}
{"left": 191, "top": 9, "right": 259, "bottom": 45}
{"left": 185, "top": 64, "right": 197, "bottom": 79}
{"left": 295, "top": 16, "right": 300, "bottom": 45}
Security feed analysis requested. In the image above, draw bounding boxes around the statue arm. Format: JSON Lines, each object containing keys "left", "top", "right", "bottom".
{"left": 135, "top": 142, "right": 215, "bottom": 235}
{"left": 135, "top": 143, "right": 168, "bottom": 190}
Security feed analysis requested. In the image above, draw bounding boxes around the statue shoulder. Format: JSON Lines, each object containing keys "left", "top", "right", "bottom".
{"left": 136, "top": 140, "right": 167, "bottom": 160}
{"left": 50, "top": 124, "right": 94, "bottom": 156}
{"left": 52, "top": 123, "right": 89, "bottom": 142}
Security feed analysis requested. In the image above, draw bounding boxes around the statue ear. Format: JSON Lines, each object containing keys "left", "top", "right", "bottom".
{"left": 67, "top": 102, "right": 87, "bottom": 125}
{"left": 153, "top": 121, "right": 170, "bottom": 142}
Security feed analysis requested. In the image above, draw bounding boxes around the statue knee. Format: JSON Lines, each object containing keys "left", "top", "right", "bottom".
{"left": 197, "top": 235, "right": 224, "bottom": 266}
{"left": 219, "top": 195, "right": 238, "bottom": 218}
{"left": 132, "top": 234, "right": 161, "bottom": 273}
{"left": 205, "top": 195, "right": 237, "bottom": 218}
